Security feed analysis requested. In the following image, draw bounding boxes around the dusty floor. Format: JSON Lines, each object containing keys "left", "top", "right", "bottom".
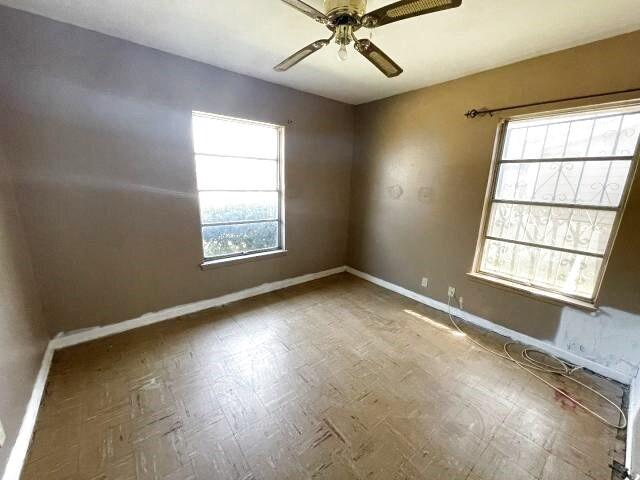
{"left": 23, "top": 273, "right": 626, "bottom": 479}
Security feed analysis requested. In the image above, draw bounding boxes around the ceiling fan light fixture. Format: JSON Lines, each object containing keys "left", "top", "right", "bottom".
{"left": 275, "top": 0, "right": 462, "bottom": 76}
{"left": 334, "top": 24, "right": 353, "bottom": 62}
{"left": 337, "top": 44, "right": 349, "bottom": 61}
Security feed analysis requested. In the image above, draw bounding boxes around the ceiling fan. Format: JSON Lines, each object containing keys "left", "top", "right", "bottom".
{"left": 274, "top": 0, "right": 462, "bottom": 78}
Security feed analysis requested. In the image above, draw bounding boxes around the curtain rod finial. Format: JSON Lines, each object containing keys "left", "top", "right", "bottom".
{"left": 465, "top": 108, "right": 491, "bottom": 119}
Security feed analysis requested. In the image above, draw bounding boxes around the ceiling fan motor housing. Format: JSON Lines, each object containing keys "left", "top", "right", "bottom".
{"left": 324, "top": 0, "right": 367, "bottom": 18}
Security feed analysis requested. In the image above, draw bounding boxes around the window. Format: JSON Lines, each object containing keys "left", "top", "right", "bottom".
{"left": 472, "top": 103, "right": 640, "bottom": 305}
{"left": 191, "top": 112, "right": 284, "bottom": 262}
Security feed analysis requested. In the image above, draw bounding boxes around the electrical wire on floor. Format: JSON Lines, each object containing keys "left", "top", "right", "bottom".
{"left": 446, "top": 295, "right": 627, "bottom": 430}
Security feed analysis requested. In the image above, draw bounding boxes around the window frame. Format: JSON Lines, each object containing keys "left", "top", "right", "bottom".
{"left": 470, "top": 101, "right": 640, "bottom": 309}
{"left": 191, "top": 111, "right": 286, "bottom": 266}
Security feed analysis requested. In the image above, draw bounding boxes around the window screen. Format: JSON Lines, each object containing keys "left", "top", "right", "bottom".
{"left": 192, "top": 112, "right": 284, "bottom": 261}
{"left": 475, "top": 104, "right": 640, "bottom": 302}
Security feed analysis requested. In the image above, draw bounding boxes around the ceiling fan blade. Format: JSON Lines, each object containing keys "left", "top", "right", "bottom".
{"left": 362, "top": 0, "right": 462, "bottom": 28}
{"left": 274, "top": 39, "right": 330, "bottom": 72}
{"left": 280, "top": 0, "right": 329, "bottom": 24}
{"left": 354, "top": 39, "right": 403, "bottom": 78}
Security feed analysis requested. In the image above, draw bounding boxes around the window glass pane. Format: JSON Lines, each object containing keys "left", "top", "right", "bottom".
{"left": 523, "top": 205, "right": 552, "bottom": 244}
{"left": 522, "top": 125, "right": 547, "bottom": 159}
{"left": 495, "top": 160, "right": 631, "bottom": 207}
{"left": 192, "top": 115, "right": 279, "bottom": 159}
{"left": 199, "top": 192, "right": 278, "bottom": 224}
{"left": 553, "top": 161, "right": 583, "bottom": 204}
{"left": 565, "top": 209, "right": 616, "bottom": 254}
{"left": 588, "top": 115, "right": 623, "bottom": 157}
{"left": 487, "top": 203, "right": 615, "bottom": 255}
{"left": 502, "top": 128, "right": 526, "bottom": 160}
{"left": 202, "top": 222, "right": 279, "bottom": 258}
{"left": 481, "top": 239, "right": 601, "bottom": 299}
{"left": 494, "top": 163, "right": 520, "bottom": 200}
{"left": 575, "top": 160, "right": 631, "bottom": 207}
{"left": 564, "top": 119, "right": 594, "bottom": 158}
{"left": 481, "top": 238, "right": 516, "bottom": 277}
{"left": 616, "top": 114, "right": 640, "bottom": 156}
{"left": 195, "top": 156, "right": 278, "bottom": 191}
{"left": 530, "top": 162, "right": 560, "bottom": 203}
{"left": 542, "top": 123, "right": 570, "bottom": 158}
{"left": 487, "top": 203, "right": 527, "bottom": 241}
{"left": 501, "top": 106, "right": 640, "bottom": 160}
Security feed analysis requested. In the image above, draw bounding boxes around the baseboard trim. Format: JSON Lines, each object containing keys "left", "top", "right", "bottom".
{"left": 2, "top": 265, "right": 346, "bottom": 480}
{"left": 2, "top": 344, "right": 54, "bottom": 480}
{"left": 51, "top": 265, "right": 347, "bottom": 350}
{"left": 627, "top": 372, "right": 640, "bottom": 474}
{"left": 345, "top": 267, "right": 631, "bottom": 385}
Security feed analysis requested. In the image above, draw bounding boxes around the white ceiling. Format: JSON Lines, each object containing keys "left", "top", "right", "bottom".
{"left": 2, "top": 0, "right": 640, "bottom": 104}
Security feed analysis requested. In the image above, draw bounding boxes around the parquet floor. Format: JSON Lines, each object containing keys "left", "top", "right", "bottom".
{"left": 23, "top": 273, "right": 626, "bottom": 479}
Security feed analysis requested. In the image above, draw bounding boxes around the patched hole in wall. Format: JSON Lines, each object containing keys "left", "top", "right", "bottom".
{"left": 418, "top": 186, "right": 434, "bottom": 203}
{"left": 387, "top": 184, "right": 404, "bottom": 200}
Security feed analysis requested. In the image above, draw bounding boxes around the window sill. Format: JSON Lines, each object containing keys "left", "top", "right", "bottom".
{"left": 466, "top": 272, "right": 598, "bottom": 312}
{"left": 200, "top": 249, "right": 288, "bottom": 270}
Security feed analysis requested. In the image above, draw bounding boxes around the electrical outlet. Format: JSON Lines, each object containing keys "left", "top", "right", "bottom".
{"left": 459, "top": 297, "right": 464, "bottom": 310}
{"left": 421, "top": 277, "right": 429, "bottom": 288}
{"left": 448, "top": 286, "right": 456, "bottom": 297}
{"left": 0, "top": 418, "right": 6, "bottom": 448}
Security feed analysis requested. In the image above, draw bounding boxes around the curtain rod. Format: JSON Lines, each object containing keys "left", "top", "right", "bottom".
{"left": 464, "top": 87, "right": 640, "bottom": 119}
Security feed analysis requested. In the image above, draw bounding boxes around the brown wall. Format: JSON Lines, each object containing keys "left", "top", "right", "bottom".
{"left": 349, "top": 30, "right": 640, "bottom": 342}
{"left": 0, "top": 144, "right": 48, "bottom": 472}
{"left": 0, "top": 7, "right": 354, "bottom": 335}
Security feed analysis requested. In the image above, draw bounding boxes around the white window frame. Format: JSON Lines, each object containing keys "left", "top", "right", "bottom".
{"left": 192, "top": 112, "right": 286, "bottom": 267}
{"left": 470, "top": 101, "right": 640, "bottom": 309}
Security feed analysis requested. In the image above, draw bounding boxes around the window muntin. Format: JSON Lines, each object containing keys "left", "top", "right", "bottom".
{"left": 192, "top": 112, "right": 283, "bottom": 261}
{"left": 475, "top": 104, "right": 640, "bottom": 302}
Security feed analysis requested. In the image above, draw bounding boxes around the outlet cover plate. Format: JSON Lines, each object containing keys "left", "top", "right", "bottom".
{"left": 421, "top": 278, "right": 429, "bottom": 288}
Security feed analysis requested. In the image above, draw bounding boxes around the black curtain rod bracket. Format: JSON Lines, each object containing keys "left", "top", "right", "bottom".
{"left": 465, "top": 87, "right": 640, "bottom": 119}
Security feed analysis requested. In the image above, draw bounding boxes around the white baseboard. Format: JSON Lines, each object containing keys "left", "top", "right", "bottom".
{"left": 346, "top": 267, "right": 631, "bottom": 385}
{"left": 2, "top": 265, "right": 346, "bottom": 480}
{"left": 627, "top": 371, "right": 640, "bottom": 474}
{"left": 2, "top": 344, "right": 54, "bottom": 480}
{"left": 51, "top": 265, "right": 347, "bottom": 350}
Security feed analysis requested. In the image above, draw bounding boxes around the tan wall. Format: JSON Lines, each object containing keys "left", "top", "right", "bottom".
{"left": 0, "top": 144, "right": 48, "bottom": 472}
{"left": 349, "top": 31, "right": 640, "bottom": 342}
{"left": 0, "top": 7, "right": 354, "bottom": 335}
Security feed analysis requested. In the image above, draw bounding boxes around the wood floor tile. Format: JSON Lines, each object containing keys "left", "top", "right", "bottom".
{"left": 22, "top": 273, "right": 626, "bottom": 479}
